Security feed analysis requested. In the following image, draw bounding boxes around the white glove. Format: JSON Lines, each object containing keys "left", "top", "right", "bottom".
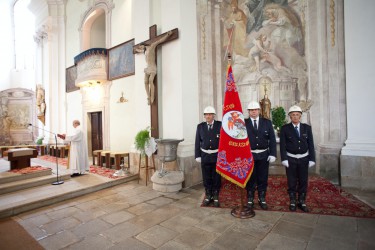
{"left": 195, "top": 157, "right": 201, "bottom": 163}
{"left": 282, "top": 160, "right": 289, "bottom": 167}
{"left": 308, "top": 161, "right": 315, "bottom": 168}
{"left": 267, "top": 156, "right": 276, "bottom": 163}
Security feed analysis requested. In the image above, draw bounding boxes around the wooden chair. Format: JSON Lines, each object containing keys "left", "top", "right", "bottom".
{"left": 99, "top": 150, "right": 111, "bottom": 168}
{"left": 92, "top": 150, "right": 103, "bottom": 166}
{"left": 109, "top": 152, "right": 130, "bottom": 170}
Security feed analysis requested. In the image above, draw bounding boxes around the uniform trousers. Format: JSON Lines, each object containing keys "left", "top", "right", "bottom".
{"left": 201, "top": 162, "right": 221, "bottom": 191}
{"left": 285, "top": 156, "right": 309, "bottom": 194}
{"left": 246, "top": 157, "right": 269, "bottom": 192}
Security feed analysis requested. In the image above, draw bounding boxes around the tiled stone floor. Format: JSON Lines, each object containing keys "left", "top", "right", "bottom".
{"left": 12, "top": 181, "right": 375, "bottom": 250}
{"left": 1, "top": 157, "right": 375, "bottom": 249}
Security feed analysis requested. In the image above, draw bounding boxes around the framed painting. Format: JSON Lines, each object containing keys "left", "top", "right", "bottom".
{"left": 108, "top": 39, "right": 135, "bottom": 80}
{"left": 66, "top": 65, "right": 79, "bottom": 93}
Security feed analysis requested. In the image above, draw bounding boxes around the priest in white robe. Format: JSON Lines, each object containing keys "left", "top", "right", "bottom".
{"left": 58, "top": 120, "right": 89, "bottom": 176}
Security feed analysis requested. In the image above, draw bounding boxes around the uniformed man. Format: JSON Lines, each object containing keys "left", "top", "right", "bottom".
{"left": 195, "top": 106, "right": 222, "bottom": 207}
{"left": 245, "top": 101, "right": 276, "bottom": 210}
{"left": 280, "top": 105, "right": 315, "bottom": 212}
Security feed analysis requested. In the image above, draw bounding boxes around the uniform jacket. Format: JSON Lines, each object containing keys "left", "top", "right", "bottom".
{"left": 195, "top": 120, "right": 222, "bottom": 163}
{"left": 279, "top": 122, "right": 315, "bottom": 162}
{"left": 245, "top": 117, "right": 276, "bottom": 160}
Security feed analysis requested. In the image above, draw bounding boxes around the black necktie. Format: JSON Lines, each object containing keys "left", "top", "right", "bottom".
{"left": 254, "top": 120, "right": 258, "bottom": 130}
{"left": 208, "top": 124, "right": 212, "bottom": 130}
{"left": 294, "top": 126, "right": 299, "bottom": 137}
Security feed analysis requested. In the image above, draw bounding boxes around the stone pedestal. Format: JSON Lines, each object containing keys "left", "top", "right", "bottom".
{"left": 150, "top": 171, "right": 184, "bottom": 194}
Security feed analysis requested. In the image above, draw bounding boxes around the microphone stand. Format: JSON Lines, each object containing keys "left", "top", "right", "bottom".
{"left": 29, "top": 124, "right": 64, "bottom": 185}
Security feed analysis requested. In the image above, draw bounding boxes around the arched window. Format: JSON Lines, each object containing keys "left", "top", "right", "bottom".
{"left": 14, "top": 0, "right": 35, "bottom": 70}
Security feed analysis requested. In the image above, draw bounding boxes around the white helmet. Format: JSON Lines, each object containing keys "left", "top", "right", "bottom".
{"left": 203, "top": 106, "right": 216, "bottom": 114}
{"left": 247, "top": 101, "right": 260, "bottom": 110}
{"left": 288, "top": 105, "right": 302, "bottom": 114}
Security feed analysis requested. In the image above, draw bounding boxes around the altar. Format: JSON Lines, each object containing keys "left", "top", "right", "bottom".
{"left": 5, "top": 148, "right": 38, "bottom": 170}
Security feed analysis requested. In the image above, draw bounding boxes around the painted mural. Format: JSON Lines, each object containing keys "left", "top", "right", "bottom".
{"left": 197, "top": 0, "right": 312, "bottom": 119}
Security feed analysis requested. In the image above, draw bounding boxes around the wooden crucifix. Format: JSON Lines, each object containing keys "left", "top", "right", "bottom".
{"left": 133, "top": 25, "right": 178, "bottom": 138}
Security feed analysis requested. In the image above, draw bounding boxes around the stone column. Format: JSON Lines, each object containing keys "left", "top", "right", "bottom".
{"left": 305, "top": 0, "right": 347, "bottom": 183}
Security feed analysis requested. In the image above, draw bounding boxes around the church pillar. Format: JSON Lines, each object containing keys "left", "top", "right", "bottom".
{"left": 159, "top": 0, "right": 200, "bottom": 187}
{"left": 341, "top": 0, "right": 375, "bottom": 191}
{"left": 306, "top": 0, "right": 347, "bottom": 184}
{"left": 35, "top": 1, "right": 66, "bottom": 143}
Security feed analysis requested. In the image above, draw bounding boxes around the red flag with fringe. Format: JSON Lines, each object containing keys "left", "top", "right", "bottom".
{"left": 216, "top": 65, "right": 254, "bottom": 188}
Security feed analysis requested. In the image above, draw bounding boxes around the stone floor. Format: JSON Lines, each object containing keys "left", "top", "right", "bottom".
{"left": 2, "top": 157, "right": 375, "bottom": 249}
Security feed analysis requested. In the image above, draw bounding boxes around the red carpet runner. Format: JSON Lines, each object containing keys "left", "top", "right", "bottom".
{"left": 37, "top": 155, "right": 127, "bottom": 179}
{"left": 203, "top": 176, "right": 375, "bottom": 218}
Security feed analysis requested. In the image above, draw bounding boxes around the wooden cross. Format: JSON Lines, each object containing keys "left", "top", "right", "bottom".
{"left": 133, "top": 25, "right": 178, "bottom": 138}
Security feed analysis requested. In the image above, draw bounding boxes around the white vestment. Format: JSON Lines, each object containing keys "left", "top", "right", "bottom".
{"left": 64, "top": 126, "right": 89, "bottom": 174}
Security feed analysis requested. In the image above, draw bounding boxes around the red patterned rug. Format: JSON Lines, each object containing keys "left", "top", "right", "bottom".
{"left": 203, "top": 176, "right": 375, "bottom": 218}
{"left": 36, "top": 156, "right": 128, "bottom": 179}
{"left": 89, "top": 166, "right": 129, "bottom": 179}
{"left": 38, "top": 155, "right": 68, "bottom": 166}
{"left": 8, "top": 166, "right": 51, "bottom": 174}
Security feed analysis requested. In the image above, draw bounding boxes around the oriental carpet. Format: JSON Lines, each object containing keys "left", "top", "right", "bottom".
{"left": 202, "top": 175, "right": 375, "bottom": 218}
{"left": 37, "top": 155, "right": 128, "bottom": 179}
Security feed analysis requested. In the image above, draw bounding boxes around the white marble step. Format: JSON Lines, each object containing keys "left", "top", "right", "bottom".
{"left": 0, "top": 173, "right": 139, "bottom": 219}
{"left": 0, "top": 168, "right": 53, "bottom": 185}
{"left": 0, "top": 173, "right": 71, "bottom": 195}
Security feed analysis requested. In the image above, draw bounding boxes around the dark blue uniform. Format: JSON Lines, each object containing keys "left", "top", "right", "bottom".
{"left": 245, "top": 117, "right": 276, "bottom": 194}
{"left": 280, "top": 123, "right": 315, "bottom": 195}
{"left": 195, "top": 121, "right": 222, "bottom": 192}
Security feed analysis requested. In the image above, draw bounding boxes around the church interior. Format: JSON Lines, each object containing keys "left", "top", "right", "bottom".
{"left": 0, "top": 0, "right": 374, "bottom": 249}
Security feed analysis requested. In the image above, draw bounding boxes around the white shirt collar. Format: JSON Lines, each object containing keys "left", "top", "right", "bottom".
{"left": 251, "top": 117, "right": 259, "bottom": 122}
{"left": 207, "top": 120, "right": 214, "bottom": 126}
{"left": 292, "top": 123, "right": 300, "bottom": 128}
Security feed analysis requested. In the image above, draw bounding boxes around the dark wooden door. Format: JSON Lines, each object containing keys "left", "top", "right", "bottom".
{"left": 90, "top": 112, "right": 103, "bottom": 152}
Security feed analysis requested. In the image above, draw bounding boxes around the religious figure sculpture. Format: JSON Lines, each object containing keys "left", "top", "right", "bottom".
{"left": 36, "top": 85, "right": 46, "bottom": 124}
{"left": 134, "top": 31, "right": 173, "bottom": 105}
{"left": 260, "top": 94, "right": 271, "bottom": 120}
{"left": 2, "top": 111, "right": 12, "bottom": 136}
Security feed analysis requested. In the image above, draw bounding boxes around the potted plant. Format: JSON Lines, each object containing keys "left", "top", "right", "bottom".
{"left": 134, "top": 127, "right": 151, "bottom": 155}
{"left": 271, "top": 106, "right": 287, "bottom": 137}
{"left": 35, "top": 136, "right": 44, "bottom": 145}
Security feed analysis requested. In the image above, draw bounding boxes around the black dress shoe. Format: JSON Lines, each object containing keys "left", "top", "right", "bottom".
{"left": 71, "top": 173, "right": 81, "bottom": 177}
{"left": 298, "top": 202, "right": 309, "bottom": 212}
{"left": 289, "top": 203, "right": 297, "bottom": 211}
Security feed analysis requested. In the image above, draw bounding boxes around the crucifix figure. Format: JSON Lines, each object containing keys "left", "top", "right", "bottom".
{"left": 133, "top": 25, "right": 178, "bottom": 137}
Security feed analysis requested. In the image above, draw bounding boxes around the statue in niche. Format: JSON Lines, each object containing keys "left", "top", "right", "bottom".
{"left": 260, "top": 85, "right": 271, "bottom": 120}
{"left": 36, "top": 85, "right": 46, "bottom": 125}
{"left": 134, "top": 31, "right": 173, "bottom": 105}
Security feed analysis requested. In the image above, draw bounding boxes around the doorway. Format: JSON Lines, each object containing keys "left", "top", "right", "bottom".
{"left": 90, "top": 112, "right": 103, "bottom": 154}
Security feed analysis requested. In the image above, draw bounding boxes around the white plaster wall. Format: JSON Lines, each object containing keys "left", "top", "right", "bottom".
{"left": 90, "top": 14, "right": 106, "bottom": 48}
{"left": 342, "top": 0, "right": 375, "bottom": 157}
{"left": 132, "top": 0, "right": 152, "bottom": 142}
{"left": 160, "top": 0, "right": 199, "bottom": 146}
{"left": 65, "top": 1, "right": 85, "bottom": 66}
{"left": 109, "top": 0, "right": 137, "bottom": 151}
{"left": 65, "top": 90, "right": 82, "bottom": 135}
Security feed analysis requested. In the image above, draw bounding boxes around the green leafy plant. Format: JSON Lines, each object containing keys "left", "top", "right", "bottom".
{"left": 35, "top": 136, "right": 44, "bottom": 145}
{"left": 271, "top": 106, "right": 287, "bottom": 132}
{"left": 134, "top": 127, "right": 150, "bottom": 155}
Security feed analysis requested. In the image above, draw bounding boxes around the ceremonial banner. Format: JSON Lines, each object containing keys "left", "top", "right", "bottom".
{"left": 216, "top": 65, "right": 254, "bottom": 188}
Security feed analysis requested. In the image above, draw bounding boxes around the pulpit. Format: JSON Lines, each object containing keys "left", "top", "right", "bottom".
{"left": 6, "top": 148, "right": 38, "bottom": 170}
